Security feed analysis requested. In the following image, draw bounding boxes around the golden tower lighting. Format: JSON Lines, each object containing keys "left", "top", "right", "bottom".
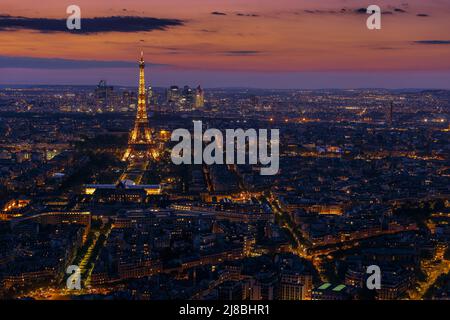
{"left": 123, "top": 51, "right": 153, "bottom": 160}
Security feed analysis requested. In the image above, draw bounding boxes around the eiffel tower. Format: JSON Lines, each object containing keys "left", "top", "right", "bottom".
{"left": 123, "top": 52, "right": 152, "bottom": 160}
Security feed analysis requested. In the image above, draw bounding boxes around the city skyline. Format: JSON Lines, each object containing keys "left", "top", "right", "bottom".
{"left": 1, "top": 0, "right": 450, "bottom": 88}
{"left": 1, "top": 50, "right": 449, "bottom": 302}
{"left": 1, "top": 0, "right": 450, "bottom": 306}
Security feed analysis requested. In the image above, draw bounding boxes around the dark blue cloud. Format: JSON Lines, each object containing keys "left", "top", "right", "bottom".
{"left": 236, "top": 13, "right": 259, "bottom": 17}
{"left": 414, "top": 40, "right": 450, "bottom": 45}
{"left": 0, "top": 55, "right": 167, "bottom": 69}
{"left": 306, "top": 8, "right": 394, "bottom": 15}
{"left": 355, "top": 8, "right": 368, "bottom": 14}
{"left": 222, "top": 50, "right": 263, "bottom": 56}
{"left": 303, "top": 9, "right": 339, "bottom": 14}
{"left": 0, "top": 15, "right": 183, "bottom": 34}
{"left": 211, "top": 12, "right": 227, "bottom": 16}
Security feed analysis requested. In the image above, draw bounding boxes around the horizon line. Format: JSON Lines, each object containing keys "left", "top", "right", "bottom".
{"left": 0, "top": 83, "right": 449, "bottom": 91}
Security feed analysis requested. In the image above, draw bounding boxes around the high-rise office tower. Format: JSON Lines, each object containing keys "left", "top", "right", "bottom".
{"left": 166, "top": 85, "right": 180, "bottom": 103}
{"left": 389, "top": 101, "right": 394, "bottom": 126}
{"left": 95, "top": 80, "right": 114, "bottom": 108}
{"left": 195, "top": 85, "right": 204, "bottom": 108}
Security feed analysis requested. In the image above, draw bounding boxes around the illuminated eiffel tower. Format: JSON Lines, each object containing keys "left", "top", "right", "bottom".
{"left": 123, "top": 52, "right": 152, "bottom": 160}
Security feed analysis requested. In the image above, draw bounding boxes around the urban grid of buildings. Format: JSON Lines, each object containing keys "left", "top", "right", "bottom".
{"left": 0, "top": 53, "right": 449, "bottom": 300}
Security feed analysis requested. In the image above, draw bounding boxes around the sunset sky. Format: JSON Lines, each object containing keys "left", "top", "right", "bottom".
{"left": 1, "top": 0, "right": 450, "bottom": 88}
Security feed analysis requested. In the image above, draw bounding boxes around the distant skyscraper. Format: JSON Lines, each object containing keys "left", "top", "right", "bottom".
{"left": 147, "top": 86, "right": 155, "bottom": 105}
{"left": 182, "top": 85, "right": 195, "bottom": 108}
{"left": 388, "top": 101, "right": 394, "bottom": 126}
{"left": 122, "top": 91, "right": 131, "bottom": 108}
{"left": 147, "top": 86, "right": 159, "bottom": 112}
{"left": 195, "top": 85, "right": 204, "bottom": 108}
{"left": 147, "top": 86, "right": 152, "bottom": 104}
{"left": 390, "top": 102, "right": 394, "bottom": 126}
{"left": 166, "top": 85, "right": 180, "bottom": 103}
{"left": 95, "top": 80, "right": 114, "bottom": 108}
